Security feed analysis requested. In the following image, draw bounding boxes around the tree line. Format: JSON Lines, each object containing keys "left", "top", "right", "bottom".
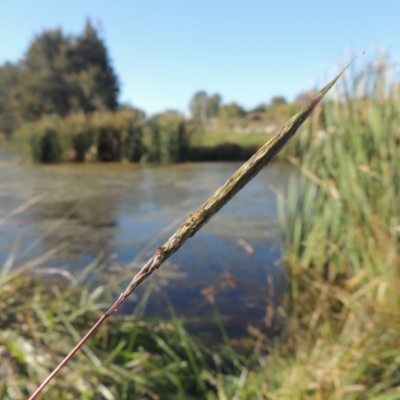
{"left": 0, "top": 20, "right": 119, "bottom": 136}
{"left": 0, "top": 20, "right": 196, "bottom": 163}
{"left": 188, "top": 90, "right": 317, "bottom": 127}
{"left": 0, "top": 20, "right": 315, "bottom": 163}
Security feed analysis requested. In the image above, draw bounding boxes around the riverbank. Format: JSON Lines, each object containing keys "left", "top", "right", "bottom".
{"left": 5, "top": 104, "right": 303, "bottom": 164}
{"left": 7, "top": 109, "right": 276, "bottom": 164}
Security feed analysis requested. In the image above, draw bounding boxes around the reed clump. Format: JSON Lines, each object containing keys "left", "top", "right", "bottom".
{"left": 147, "top": 112, "right": 193, "bottom": 163}
{"left": 11, "top": 109, "right": 261, "bottom": 165}
{"left": 12, "top": 108, "right": 147, "bottom": 163}
{"left": 272, "top": 55, "right": 400, "bottom": 398}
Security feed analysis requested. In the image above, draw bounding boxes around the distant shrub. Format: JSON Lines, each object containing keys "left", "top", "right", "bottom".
{"left": 92, "top": 115, "right": 123, "bottom": 162}
{"left": 64, "top": 112, "right": 93, "bottom": 162}
{"left": 91, "top": 109, "right": 145, "bottom": 162}
{"left": 15, "top": 114, "right": 70, "bottom": 163}
{"left": 13, "top": 108, "right": 146, "bottom": 163}
{"left": 148, "top": 112, "right": 192, "bottom": 163}
{"left": 123, "top": 118, "right": 146, "bottom": 162}
{"left": 37, "top": 127, "right": 63, "bottom": 163}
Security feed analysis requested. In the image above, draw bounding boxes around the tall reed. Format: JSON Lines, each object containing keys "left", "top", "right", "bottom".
{"left": 273, "top": 55, "right": 400, "bottom": 398}
{"left": 280, "top": 55, "right": 400, "bottom": 284}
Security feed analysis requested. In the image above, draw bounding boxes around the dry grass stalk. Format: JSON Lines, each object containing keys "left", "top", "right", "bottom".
{"left": 29, "top": 67, "right": 349, "bottom": 399}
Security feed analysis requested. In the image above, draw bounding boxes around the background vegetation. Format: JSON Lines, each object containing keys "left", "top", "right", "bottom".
{"left": 0, "top": 20, "right": 118, "bottom": 136}
{"left": 0, "top": 21, "right": 314, "bottom": 164}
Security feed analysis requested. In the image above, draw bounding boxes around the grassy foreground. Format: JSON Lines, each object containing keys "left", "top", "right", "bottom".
{"left": 2, "top": 57, "right": 400, "bottom": 399}
{"left": 0, "top": 264, "right": 248, "bottom": 399}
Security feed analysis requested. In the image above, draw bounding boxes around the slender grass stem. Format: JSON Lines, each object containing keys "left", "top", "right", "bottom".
{"left": 28, "top": 67, "right": 348, "bottom": 400}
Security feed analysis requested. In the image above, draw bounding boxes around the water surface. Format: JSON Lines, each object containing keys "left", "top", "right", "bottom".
{"left": 0, "top": 150, "right": 294, "bottom": 337}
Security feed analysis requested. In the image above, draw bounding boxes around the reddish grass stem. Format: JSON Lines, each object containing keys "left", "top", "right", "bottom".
{"left": 28, "top": 67, "right": 348, "bottom": 400}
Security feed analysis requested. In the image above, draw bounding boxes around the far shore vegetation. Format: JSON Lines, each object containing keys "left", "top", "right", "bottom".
{"left": 0, "top": 21, "right": 314, "bottom": 164}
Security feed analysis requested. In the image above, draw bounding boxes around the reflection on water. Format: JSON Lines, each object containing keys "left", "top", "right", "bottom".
{"left": 0, "top": 150, "right": 295, "bottom": 337}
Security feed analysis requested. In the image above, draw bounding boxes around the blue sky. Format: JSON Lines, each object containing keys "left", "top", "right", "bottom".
{"left": 1, "top": 1, "right": 399, "bottom": 116}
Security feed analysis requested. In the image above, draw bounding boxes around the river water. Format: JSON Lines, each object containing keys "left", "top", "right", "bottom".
{"left": 0, "top": 149, "right": 295, "bottom": 338}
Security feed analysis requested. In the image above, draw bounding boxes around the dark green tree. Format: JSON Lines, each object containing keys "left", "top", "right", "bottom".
{"left": 65, "top": 19, "right": 119, "bottom": 112}
{"left": 0, "top": 19, "right": 120, "bottom": 133}
{"left": 18, "top": 29, "right": 70, "bottom": 120}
